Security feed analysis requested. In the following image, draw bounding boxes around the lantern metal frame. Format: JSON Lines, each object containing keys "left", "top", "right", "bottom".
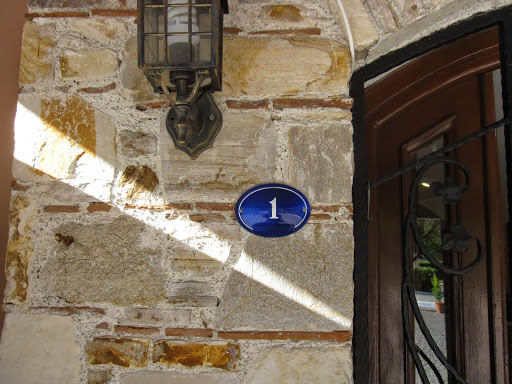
{"left": 137, "top": 0, "right": 228, "bottom": 159}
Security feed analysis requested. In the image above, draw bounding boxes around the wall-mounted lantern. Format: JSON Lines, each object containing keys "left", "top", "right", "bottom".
{"left": 138, "top": 0, "right": 228, "bottom": 159}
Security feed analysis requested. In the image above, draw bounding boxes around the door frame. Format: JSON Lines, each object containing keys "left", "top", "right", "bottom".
{"left": 350, "top": 6, "right": 512, "bottom": 384}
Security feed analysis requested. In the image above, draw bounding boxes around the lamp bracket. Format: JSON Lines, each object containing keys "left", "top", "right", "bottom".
{"left": 166, "top": 91, "right": 222, "bottom": 160}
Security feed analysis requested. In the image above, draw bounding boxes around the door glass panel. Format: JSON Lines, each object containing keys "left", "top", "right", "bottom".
{"left": 412, "top": 137, "right": 450, "bottom": 383}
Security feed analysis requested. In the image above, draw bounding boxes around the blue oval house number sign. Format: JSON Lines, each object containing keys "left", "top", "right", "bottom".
{"left": 235, "top": 184, "right": 311, "bottom": 238}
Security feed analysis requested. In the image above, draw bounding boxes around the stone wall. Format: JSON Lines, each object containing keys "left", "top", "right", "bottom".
{"left": 1, "top": 0, "right": 510, "bottom": 383}
{"left": 1, "top": 1, "right": 358, "bottom": 383}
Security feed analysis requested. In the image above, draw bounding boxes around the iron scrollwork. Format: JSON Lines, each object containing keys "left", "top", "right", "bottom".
{"left": 402, "top": 158, "right": 483, "bottom": 384}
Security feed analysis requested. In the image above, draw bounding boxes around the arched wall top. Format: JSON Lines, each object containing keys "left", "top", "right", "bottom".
{"left": 355, "top": 0, "right": 512, "bottom": 80}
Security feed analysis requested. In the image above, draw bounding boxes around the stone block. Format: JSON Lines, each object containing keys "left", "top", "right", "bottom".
{"left": 287, "top": 123, "right": 353, "bottom": 204}
{"left": 120, "top": 35, "right": 168, "bottom": 103}
{"left": 19, "top": 21, "right": 55, "bottom": 85}
{"left": 245, "top": 346, "right": 352, "bottom": 384}
{"left": 263, "top": 5, "right": 304, "bottom": 22}
{"left": 121, "top": 308, "right": 192, "bottom": 327}
{"left": 328, "top": 0, "right": 379, "bottom": 53}
{"left": 33, "top": 216, "right": 167, "bottom": 306}
{"left": 215, "top": 224, "right": 354, "bottom": 331}
{"left": 4, "top": 195, "right": 34, "bottom": 303}
{"left": 171, "top": 259, "right": 223, "bottom": 277}
{"left": 121, "top": 372, "right": 240, "bottom": 384}
{"left": 86, "top": 337, "right": 149, "bottom": 368}
{"left": 119, "top": 165, "right": 159, "bottom": 199}
{"left": 88, "top": 369, "right": 113, "bottom": 384}
{"left": 70, "top": 18, "right": 128, "bottom": 42}
{"left": 167, "top": 281, "right": 219, "bottom": 307}
{"left": 162, "top": 111, "right": 276, "bottom": 201}
{"left": 61, "top": 49, "right": 118, "bottom": 79}
{"left": 220, "top": 37, "right": 350, "bottom": 97}
{"left": 152, "top": 341, "right": 240, "bottom": 370}
{"left": 362, "top": 0, "right": 399, "bottom": 34}
{"left": 14, "top": 94, "right": 116, "bottom": 193}
{"left": 120, "top": 130, "right": 157, "bottom": 157}
{"left": 0, "top": 314, "right": 81, "bottom": 384}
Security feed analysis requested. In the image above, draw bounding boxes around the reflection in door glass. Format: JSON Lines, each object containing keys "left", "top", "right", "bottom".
{"left": 412, "top": 137, "right": 450, "bottom": 383}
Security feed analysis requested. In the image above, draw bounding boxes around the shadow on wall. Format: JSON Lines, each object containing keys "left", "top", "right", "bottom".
{"left": 7, "top": 99, "right": 354, "bottom": 332}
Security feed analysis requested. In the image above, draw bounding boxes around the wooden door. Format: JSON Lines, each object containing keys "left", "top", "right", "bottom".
{"left": 366, "top": 27, "right": 508, "bottom": 383}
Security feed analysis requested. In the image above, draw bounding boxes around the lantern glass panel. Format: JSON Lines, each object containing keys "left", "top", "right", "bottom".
{"left": 195, "top": 35, "right": 212, "bottom": 63}
{"left": 195, "top": 6, "right": 211, "bottom": 33}
{"left": 144, "top": 7, "right": 165, "bottom": 34}
{"left": 195, "top": 0, "right": 212, "bottom": 4}
{"left": 144, "top": 35, "right": 166, "bottom": 64}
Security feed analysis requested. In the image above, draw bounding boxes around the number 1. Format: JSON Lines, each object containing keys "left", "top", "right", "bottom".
{"left": 269, "top": 197, "right": 278, "bottom": 219}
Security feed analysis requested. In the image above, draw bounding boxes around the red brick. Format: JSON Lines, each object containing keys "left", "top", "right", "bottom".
{"left": 91, "top": 9, "right": 137, "bottom": 17}
{"left": 119, "top": 0, "right": 127, "bottom": 6}
{"left": 44, "top": 205, "right": 80, "bottom": 213}
{"left": 165, "top": 328, "right": 214, "bottom": 338}
{"left": 96, "top": 322, "right": 110, "bottom": 330}
{"left": 310, "top": 213, "right": 331, "bottom": 220}
{"left": 345, "top": 205, "right": 354, "bottom": 213}
{"left": 114, "top": 325, "right": 160, "bottom": 336}
{"left": 188, "top": 213, "right": 225, "bottom": 222}
{"left": 273, "top": 98, "right": 354, "bottom": 109}
{"left": 136, "top": 101, "right": 172, "bottom": 111}
{"left": 226, "top": 100, "right": 269, "bottom": 110}
{"left": 11, "top": 180, "right": 29, "bottom": 191}
{"left": 195, "top": 202, "right": 235, "bottom": 211}
{"left": 312, "top": 205, "right": 343, "bottom": 212}
{"left": 125, "top": 203, "right": 193, "bottom": 210}
{"left": 26, "top": 12, "right": 90, "bottom": 18}
{"left": 78, "top": 83, "right": 116, "bottom": 94}
{"left": 218, "top": 330, "right": 352, "bottom": 342}
{"left": 31, "top": 306, "right": 106, "bottom": 315}
{"left": 223, "top": 27, "right": 243, "bottom": 35}
{"left": 87, "top": 202, "right": 113, "bottom": 213}
{"left": 249, "top": 28, "right": 321, "bottom": 36}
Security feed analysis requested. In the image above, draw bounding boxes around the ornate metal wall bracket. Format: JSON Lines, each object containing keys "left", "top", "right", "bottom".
{"left": 402, "top": 158, "right": 483, "bottom": 384}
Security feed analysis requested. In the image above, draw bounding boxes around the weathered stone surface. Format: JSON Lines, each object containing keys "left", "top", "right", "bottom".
{"left": 363, "top": 0, "right": 400, "bottom": 34}
{"left": 245, "top": 346, "right": 352, "bottom": 384}
{"left": 288, "top": 123, "right": 352, "bottom": 204}
{"left": 122, "top": 372, "right": 240, "bottom": 384}
{"left": 70, "top": 18, "right": 128, "bottom": 42}
{"left": 220, "top": 37, "right": 350, "bottom": 97}
{"left": 162, "top": 112, "right": 276, "bottom": 200}
{"left": 86, "top": 337, "right": 149, "bottom": 368}
{"left": 121, "top": 308, "right": 192, "bottom": 327}
{"left": 88, "top": 369, "right": 113, "bottom": 384}
{"left": 61, "top": 49, "right": 118, "bottom": 79}
{"left": 34, "top": 216, "right": 167, "bottom": 306}
{"left": 167, "top": 281, "right": 219, "bottom": 307}
{"left": 391, "top": 0, "right": 428, "bottom": 26}
{"left": 4, "top": 195, "right": 34, "bottom": 303}
{"left": 120, "top": 130, "right": 157, "bottom": 157}
{"left": 0, "top": 314, "right": 81, "bottom": 383}
{"left": 19, "top": 22, "right": 55, "bottom": 85}
{"left": 262, "top": 5, "right": 303, "bottom": 23}
{"left": 171, "top": 259, "right": 223, "bottom": 277}
{"left": 119, "top": 165, "right": 159, "bottom": 198}
{"left": 336, "top": 0, "right": 379, "bottom": 54}
{"left": 14, "top": 94, "right": 115, "bottom": 189}
{"left": 120, "top": 35, "right": 167, "bottom": 102}
{"left": 216, "top": 224, "right": 354, "bottom": 331}
{"left": 153, "top": 342, "right": 240, "bottom": 370}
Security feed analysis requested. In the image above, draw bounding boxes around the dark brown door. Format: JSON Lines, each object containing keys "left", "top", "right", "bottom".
{"left": 366, "top": 27, "right": 508, "bottom": 383}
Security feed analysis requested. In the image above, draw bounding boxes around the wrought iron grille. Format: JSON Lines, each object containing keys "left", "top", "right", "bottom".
{"left": 369, "top": 116, "right": 510, "bottom": 384}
